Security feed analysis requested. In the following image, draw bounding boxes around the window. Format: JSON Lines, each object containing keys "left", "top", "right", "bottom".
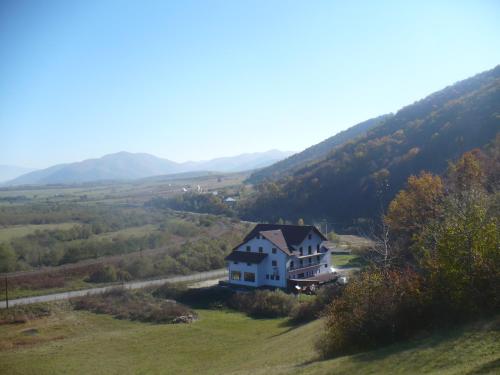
{"left": 244, "top": 272, "right": 255, "bottom": 282}
{"left": 231, "top": 271, "right": 241, "bottom": 281}
{"left": 308, "top": 246, "right": 312, "bottom": 254}
{"left": 316, "top": 255, "right": 320, "bottom": 261}
{"left": 298, "top": 273, "right": 304, "bottom": 279}
{"left": 234, "top": 261, "right": 239, "bottom": 265}
{"left": 316, "top": 244, "right": 320, "bottom": 251}
{"left": 299, "top": 247, "right": 303, "bottom": 256}
{"left": 266, "top": 274, "right": 269, "bottom": 279}
{"left": 308, "top": 234, "right": 312, "bottom": 240}
{"left": 271, "top": 275, "right": 275, "bottom": 280}
{"left": 272, "top": 248, "right": 277, "bottom": 254}
{"left": 246, "top": 246, "right": 251, "bottom": 252}
{"left": 259, "top": 247, "right": 263, "bottom": 253}
{"left": 247, "top": 263, "right": 251, "bottom": 266}
{"left": 290, "top": 261, "right": 294, "bottom": 268}
{"left": 272, "top": 260, "right": 277, "bottom": 267}
{"left": 308, "top": 258, "right": 312, "bottom": 264}
{"left": 300, "top": 259, "right": 303, "bottom": 266}
{"left": 276, "top": 275, "right": 280, "bottom": 281}
{"left": 324, "top": 264, "right": 328, "bottom": 268}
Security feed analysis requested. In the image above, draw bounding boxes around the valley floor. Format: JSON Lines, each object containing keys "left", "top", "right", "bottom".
{"left": 0, "top": 304, "right": 498, "bottom": 375}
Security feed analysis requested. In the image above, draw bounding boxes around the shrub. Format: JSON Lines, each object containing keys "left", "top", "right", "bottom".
{"left": 86, "top": 265, "right": 118, "bottom": 283}
{"left": 0, "top": 304, "right": 51, "bottom": 325}
{"left": 153, "top": 283, "right": 235, "bottom": 309}
{"left": 230, "top": 290, "right": 297, "bottom": 318}
{"left": 290, "top": 285, "right": 342, "bottom": 323}
{"left": 72, "top": 288, "right": 196, "bottom": 324}
{"left": 317, "top": 267, "right": 424, "bottom": 358}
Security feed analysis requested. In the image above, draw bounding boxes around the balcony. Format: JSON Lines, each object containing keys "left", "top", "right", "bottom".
{"left": 289, "top": 262, "right": 326, "bottom": 272}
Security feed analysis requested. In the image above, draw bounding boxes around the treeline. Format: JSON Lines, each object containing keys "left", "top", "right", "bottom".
{"left": 241, "top": 66, "right": 500, "bottom": 229}
{"left": 318, "top": 143, "right": 499, "bottom": 357}
{"left": 146, "top": 193, "right": 236, "bottom": 216}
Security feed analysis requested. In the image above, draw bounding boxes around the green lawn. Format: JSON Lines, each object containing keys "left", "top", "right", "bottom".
{"left": 331, "top": 254, "right": 368, "bottom": 268}
{"left": 0, "top": 304, "right": 498, "bottom": 375}
{"left": 0, "top": 223, "right": 77, "bottom": 242}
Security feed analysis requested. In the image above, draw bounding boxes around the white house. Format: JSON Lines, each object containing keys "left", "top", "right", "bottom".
{"left": 225, "top": 224, "right": 333, "bottom": 288}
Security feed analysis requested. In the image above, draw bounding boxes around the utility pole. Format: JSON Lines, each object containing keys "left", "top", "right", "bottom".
{"left": 4, "top": 277, "right": 8, "bottom": 309}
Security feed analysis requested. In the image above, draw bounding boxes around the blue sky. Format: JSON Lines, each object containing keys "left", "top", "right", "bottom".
{"left": 1, "top": 1, "right": 499, "bottom": 169}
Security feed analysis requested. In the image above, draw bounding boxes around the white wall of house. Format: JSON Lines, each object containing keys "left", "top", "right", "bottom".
{"left": 288, "top": 230, "right": 331, "bottom": 279}
{"left": 227, "top": 228, "right": 332, "bottom": 288}
{"left": 228, "top": 236, "right": 288, "bottom": 288}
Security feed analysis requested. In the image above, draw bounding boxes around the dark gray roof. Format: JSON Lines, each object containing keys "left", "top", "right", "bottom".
{"left": 225, "top": 251, "right": 268, "bottom": 264}
{"left": 243, "top": 224, "right": 327, "bottom": 247}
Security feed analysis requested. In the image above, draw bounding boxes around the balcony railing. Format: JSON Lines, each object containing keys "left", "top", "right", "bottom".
{"left": 289, "top": 262, "right": 326, "bottom": 272}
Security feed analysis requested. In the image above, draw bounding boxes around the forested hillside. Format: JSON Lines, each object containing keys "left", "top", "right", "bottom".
{"left": 242, "top": 65, "right": 500, "bottom": 228}
{"left": 248, "top": 114, "right": 391, "bottom": 182}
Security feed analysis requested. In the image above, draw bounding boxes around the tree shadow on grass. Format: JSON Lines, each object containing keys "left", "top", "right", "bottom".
{"left": 295, "top": 318, "right": 500, "bottom": 372}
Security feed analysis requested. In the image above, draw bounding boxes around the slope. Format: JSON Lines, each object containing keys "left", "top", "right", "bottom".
{"left": 248, "top": 115, "right": 391, "bottom": 183}
{"left": 0, "top": 307, "right": 498, "bottom": 375}
{"left": 242, "top": 65, "right": 500, "bottom": 227}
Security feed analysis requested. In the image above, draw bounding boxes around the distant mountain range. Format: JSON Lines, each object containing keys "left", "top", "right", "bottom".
{"left": 5, "top": 150, "right": 294, "bottom": 186}
{"left": 243, "top": 65, "right": 500, "bottom": 227}
{"left": 0, "top": 165, "right": 37, "bottom": 183}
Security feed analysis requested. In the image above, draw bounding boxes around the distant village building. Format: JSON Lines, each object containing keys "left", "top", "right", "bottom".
{"left": 225, "top": 224, "right": 334, "bottom": 288}
{"left": 224, "top": 197, "right": 237, "bottom": 206}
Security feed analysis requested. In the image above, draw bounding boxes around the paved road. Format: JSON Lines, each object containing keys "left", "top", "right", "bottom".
{"left": 0, "top": 269, "right": 228, "bottom": 309}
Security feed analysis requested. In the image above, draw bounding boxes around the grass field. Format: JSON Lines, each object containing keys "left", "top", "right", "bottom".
{"left": 0, "top": 223, "right": 77, "bottom": 242}
{"left": 0, "top": 303, "right": 498, "bottom": 375}
{"left": 331, "top": 254, "right": 368, "bottom": 268}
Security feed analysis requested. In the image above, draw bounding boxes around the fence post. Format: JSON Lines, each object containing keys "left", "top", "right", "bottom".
{"left": 4, "top": 277, "right": 8, "bottom": 309}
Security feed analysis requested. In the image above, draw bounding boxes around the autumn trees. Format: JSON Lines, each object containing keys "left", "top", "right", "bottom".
{"left": 320, "top": 147, "right": 499, "bottom": 358}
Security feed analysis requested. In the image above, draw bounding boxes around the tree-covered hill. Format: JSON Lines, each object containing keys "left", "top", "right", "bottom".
{"left": 242, "top": 65, "right": 500, "bottom": 229}
{"left": 248, "top": 114, "right": 391, "bottom": 183}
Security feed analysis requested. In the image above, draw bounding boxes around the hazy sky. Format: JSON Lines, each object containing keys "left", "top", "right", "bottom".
{"left": 1, "top": 1, "right": 499, "bottom": 169}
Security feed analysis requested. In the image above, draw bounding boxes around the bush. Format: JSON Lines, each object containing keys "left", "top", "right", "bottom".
{"left": 0, "top": 304, "right": 51, "bottom": 325}
{"left": 86, "top": 265, "right": 118, "bottom": 283}
{"left": 290, "top": 285, "right": 342, "bottom": 323}
{"left": 230, "top": 290, "right": 297, "bottom": 318}
{"left": 154, "top": 283, "right": 235, "bottom": 309}
{"left": 317, "top": 267, "right": 424, "bottom": 358}
{"left": 72, "top": 288, "right": 196, "bottom": 324}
